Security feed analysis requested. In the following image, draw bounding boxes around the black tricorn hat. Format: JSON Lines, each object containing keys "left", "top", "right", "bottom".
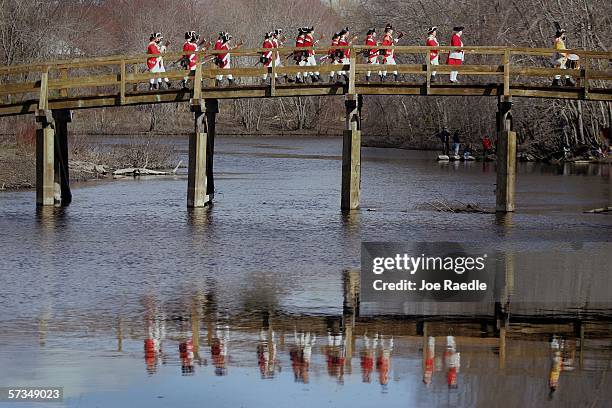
{"left": 339, "top": 27, "right": 349, "bottom": 35}
{"left": 367, "top": 28, "right": 376, "bottom": 35}
{"left": 274, "top": 29, "right": 282, "bottom": 36}
{"left": 332, "top": 32, "right": 341, "bottom": 39}
{"left": 385, "top": 24, "right": 393, "bottom": 31}
{"left": 428, "top": 26, "right": 438, "bottom": 34}
{"left": 453, "top": 26, "right": 465, "bottom": 32}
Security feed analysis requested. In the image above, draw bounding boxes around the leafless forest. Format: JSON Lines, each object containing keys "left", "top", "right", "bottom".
{"left": 0, "top": 0, "right": 610, "bottom": 155}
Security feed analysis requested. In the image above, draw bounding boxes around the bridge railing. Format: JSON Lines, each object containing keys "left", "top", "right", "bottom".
{"left": 0, "top": 46, "right": 610, "bottom": 115}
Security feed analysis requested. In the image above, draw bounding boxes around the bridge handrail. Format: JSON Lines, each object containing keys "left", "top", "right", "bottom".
{"left": 0, "top": 46, "right": 609, "bottom": 75}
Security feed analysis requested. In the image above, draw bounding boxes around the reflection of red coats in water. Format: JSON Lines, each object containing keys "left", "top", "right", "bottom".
{"left": 361, "top": 355, "right": 374, "bottom": 382}
{"left": 447, "top": 33, "right": 464, "bottom": 65}
{"left": 447, "top": 366, "right": 458, "bottom": 388}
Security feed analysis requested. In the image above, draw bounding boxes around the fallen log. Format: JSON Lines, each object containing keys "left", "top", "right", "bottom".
{"left": 583, "top": 207, "right": 612, "bottom": 214}
{"left": 112, "top": 160, "right": 182, "bottom": 177}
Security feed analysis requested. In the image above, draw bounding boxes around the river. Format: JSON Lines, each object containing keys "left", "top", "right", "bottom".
{"left": 0, "top": 137, "right": 610, "bottom": 407}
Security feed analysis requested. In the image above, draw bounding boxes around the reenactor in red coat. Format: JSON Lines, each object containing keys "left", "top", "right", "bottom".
{"left": 447, "top": 26, "right": 465, "bottom": 83}
{"left": 381, "top": 24, "right": 402, "bottom": 81}
{"left": 261, "top": 31, "right": 276, "bottom": 83}
{"left": 214, "top": 32, "right": 242, "bottom": 86}
{"left": 303, "top": 27, "right": 321, "bottom": 82}
{"left": 294, "top": 28, "right": 308, "bottom": 83}
{"left": 425, "top": 26, "right": 439, "bottom": 82}
{"left": 181, "top": 31, "right": 200, "bottom": 89}
{"left": 327, "top": 32, "right": 342, "bottom": 83}
{"left": 147, "top": 32, "right": 171, "bottom": 90}
{"left": 364, "top": 28, "right": 381, "bottom": 82}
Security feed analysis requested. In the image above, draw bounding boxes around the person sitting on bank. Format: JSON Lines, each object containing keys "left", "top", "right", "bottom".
{"left": 482, "top": 135, "right": 493, "bottom": 156}
{"left": 452, "top": 130, "right": 461, "bottom": 156}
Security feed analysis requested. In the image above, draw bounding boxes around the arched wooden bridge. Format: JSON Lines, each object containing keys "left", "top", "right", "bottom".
{"left": 1, "top": 45, "right": 610, "bottom": 210}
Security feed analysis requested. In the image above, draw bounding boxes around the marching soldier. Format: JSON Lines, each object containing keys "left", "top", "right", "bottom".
{"left": 147, "top": 32, "right": 171, "bottom": 90}
{"left": 447, "top": 26, "right": 465, "bottom": 83}
{"left": 364, "top": 28, "right": 381, "bottom": 82}
{"left": 337, "top": 27, "right": 354, "bottom": 83}
{"left": 261, "top": 31, "right": 276, "bottom": 83}
{"left": 214, "top": 32, "right": 235, "bottom": 86}
{"left": 181, "top": 31, "right": 199, "bottom": 89}
{"left": 552, "top": 26, "right": 576, "bottom": 86}
{"left": 304, "top": 27, "right": 322, "bottom": 82}
{"left": 293, "top": 28, "right": 308, "bottom": 83}
{"left": 272, "top": 29, "right": 289, "bottom": 83}
{"left": 425, "top": 26, "right": 439, "bottom": 82}
{"left": 327, "top": 32, "right": 342, "bottom": 83}
{"left": 381, "top": 24, "right": 402, "bottom": 81}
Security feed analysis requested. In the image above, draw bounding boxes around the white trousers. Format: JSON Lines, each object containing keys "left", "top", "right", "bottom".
{"left": 382, "top": 55, "right": 397, "bottom": 76}
{"left": 149, "top": 60, "right": 169, "bottom": 84}
{"left": 366, "top": 56, "right": 381, "bottom": 77}
{"left": 430, "top": 56, "right": 439, "bottom": 76}
{"left": 216, "top": 59, "right": 233, "bottom": 81}
{"left": 306, "top": 55, "right": 319, "bottom": 76}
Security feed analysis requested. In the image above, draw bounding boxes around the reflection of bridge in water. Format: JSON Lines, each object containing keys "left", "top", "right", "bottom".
{"left": 2, "top": 46, "right": 610, "bottom": 212}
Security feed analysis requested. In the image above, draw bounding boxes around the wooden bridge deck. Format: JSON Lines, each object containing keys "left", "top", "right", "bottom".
{"left": 1, "top": 81, "right": 610, "bottom": 117}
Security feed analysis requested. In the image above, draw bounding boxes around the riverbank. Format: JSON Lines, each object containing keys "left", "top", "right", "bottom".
{"left": 0, "top": 132, "right": 180, "bottom": 190}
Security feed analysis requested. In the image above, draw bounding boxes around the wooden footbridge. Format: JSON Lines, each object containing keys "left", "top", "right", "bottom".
{"left": 1, "top": 45, "right": 610, "bottom": 211}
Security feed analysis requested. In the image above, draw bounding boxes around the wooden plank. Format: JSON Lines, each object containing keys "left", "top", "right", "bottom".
{"left": 433, "top": 64, "right": 504, "bottom": 74}
{"left": 582, "top": 57, "right": 589, "bottom": 100}
{"left": 48, "top": 74, "right": 119, "bottom": 89}
{"left": 512, "top": 67, "right": 581, "bottom": 77}
{"left": 587, "top": 70, "right": 612, "bottom": 80}
{"left": 0, "top": 82, "right": 40, "bottom": 95}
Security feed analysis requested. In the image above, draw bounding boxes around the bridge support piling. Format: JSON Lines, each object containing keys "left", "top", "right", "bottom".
{"left": 187, "top": 100, "right": 217, "bottom": 208}
{"left": 35, "top": 110, "right": 55, "bottom": 206}
{"left": 204, "top": 99, "right": 218, "bottom": 198}
{"left": 52, "top": 109, "right": 72, "bottom": 206}
{"left": 341, "top": 95, "right": 361, "bottom": 211}
{"left": 495, "top": 96, "right": 516, "bottom": 212}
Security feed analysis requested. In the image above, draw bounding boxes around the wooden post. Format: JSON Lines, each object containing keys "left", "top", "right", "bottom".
{"left": 503, "top": 49, "right": 510, "bottom": 97}
{"left": 582, "top": 57, "right": 589, "bottom": 100}
{"left": 426, "top": 51, "right": 431, "bottom": 95}
{"left": 204, "top": 99, "right": 218, "bottom": 198}
{"left": 187, "top": 108, "right": 211, "bottom": 208}
{"left": 120, "top": 61, "right": 126, "bottom": 105}
{"left": 341, "top": 96, "right": 361, "bottom": 210}
{"left": 348, "top": 54, "right": 356, "bottom": 94}
{"left": 52, "top": 109, "right": 72, "bottom": 206}
{"left": 270, "top": 62, "right": 276, "bottom": 97}
{"left": 496, "top": 96, "right": 516, "bottom": 212}
{"left": 36, "top": 72, "right": 55, "bottom": 206}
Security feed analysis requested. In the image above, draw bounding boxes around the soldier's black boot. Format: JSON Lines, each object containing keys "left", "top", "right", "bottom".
{"left": 215, "top": 79, "right": 222, "bottom": 87}
{"left": 228, "top": 78, "right": 235, "bottom": 86}
{"left": 564, "top": 77, "right": 576, "bottom": 87}
{"left": 552, "top": 78, "right": 561, "bottom": 87}
{"left": 394, "top": 74, "right": 399, "bottom": 82}
{"left": 365, "top": 75, "right": 370, "bottom": 82}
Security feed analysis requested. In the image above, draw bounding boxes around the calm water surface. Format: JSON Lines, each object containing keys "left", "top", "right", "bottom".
{"left": 0, "top": 137, "right": 610, "bottom": 407}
